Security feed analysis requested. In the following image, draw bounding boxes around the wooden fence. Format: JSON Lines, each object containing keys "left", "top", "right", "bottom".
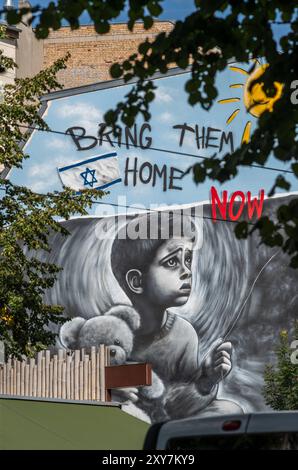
{"left": 0, "top": 346, "right": 110, "bottom": 402}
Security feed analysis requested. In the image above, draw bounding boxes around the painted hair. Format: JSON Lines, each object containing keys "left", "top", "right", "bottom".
{"left": 111, "top": 211, "right": 197, "bottom": 298}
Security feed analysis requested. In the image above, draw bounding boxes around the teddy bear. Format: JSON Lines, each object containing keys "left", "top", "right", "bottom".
{"left": 59, "top": 304, "right": 139, "bottom": 366}
{"left": 59, "top": 304, "right": 166, "bottom": 422}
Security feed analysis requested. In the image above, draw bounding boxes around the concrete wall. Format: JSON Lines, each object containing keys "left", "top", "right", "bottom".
{"left": 16, "top": 22, "right": 43, "bottom": 79}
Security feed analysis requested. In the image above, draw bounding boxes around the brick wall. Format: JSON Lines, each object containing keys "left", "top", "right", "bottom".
{"left": 43, "top": 21, "right": 174, "bottom": 89}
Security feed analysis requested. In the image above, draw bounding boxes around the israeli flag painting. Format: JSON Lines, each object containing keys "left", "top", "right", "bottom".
{"left": 57, "top": 152, "right": 121, "bottom": 191}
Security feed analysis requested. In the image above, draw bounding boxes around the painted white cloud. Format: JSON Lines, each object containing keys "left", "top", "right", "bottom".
{"left": 158, "top": 111, "right": 173, "bottom": 123}
{"left": 46, "top": 136, "right": 73, "bottom": 151}
{"left": 27, "top": 155, "right": 71, "bottom": 192}
{"left": 155, "top": 86, "right": 173, "bottom": 104}
{"left": 56, "top": 101, "right": 104, "bottom": 135}
{"left": 57, "top": 102, "right": 103, "bottom": 121}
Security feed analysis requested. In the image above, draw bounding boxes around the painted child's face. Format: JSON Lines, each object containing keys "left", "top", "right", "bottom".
{"left": 144, "top": 238, "right": 193, "bottom": 309}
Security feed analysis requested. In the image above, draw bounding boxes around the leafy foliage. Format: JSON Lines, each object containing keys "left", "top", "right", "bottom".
{"left": 0, "top": 32, "right": 104, "bottom": 357}
{"left": 2, "top": 1, "right": 298, "bottom": 266}
{"left": 263, "top": 322, "right": 298, "bottom": 410}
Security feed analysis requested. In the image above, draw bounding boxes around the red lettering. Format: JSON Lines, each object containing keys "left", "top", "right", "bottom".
{"left": 247, "top": 189, "right": 265, "bottom": 219}
{"left": 228, "top": 191, "right": 245, "bottom": 221}
{"left": 211, "top": 186, "right": 227, "bottom": 222}
{"left": 211, "top": 187, "right": 265, "bottom": 222}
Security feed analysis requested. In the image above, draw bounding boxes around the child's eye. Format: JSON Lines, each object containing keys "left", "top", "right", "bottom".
{"left": 185, "top": 255, "right": 192, "bottom": 268}
{"left": 164, "top": 257, "right": 178, "bottom": 268}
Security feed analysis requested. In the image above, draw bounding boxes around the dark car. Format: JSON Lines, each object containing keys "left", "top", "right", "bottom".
{"left": 143, "top": 411, "right": 298, "bottom": 450}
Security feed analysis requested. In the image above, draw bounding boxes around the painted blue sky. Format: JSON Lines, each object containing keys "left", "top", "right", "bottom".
{"left": 2, "top": 1, "right": 296, "bottom": 215}
{"left": 10, "top": 64, "right": 297, "bottom": 216}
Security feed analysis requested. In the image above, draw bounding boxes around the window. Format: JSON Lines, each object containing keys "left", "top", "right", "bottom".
{"left": 167, "top": 433, "right": 298, "bottom": 450}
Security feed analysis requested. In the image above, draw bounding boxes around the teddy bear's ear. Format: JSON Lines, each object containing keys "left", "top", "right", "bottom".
{"left": 105, "top": 304, "right": 140, "bottom": 331}
{"left": 59, "top": 317, "right": 86, "bottom": 350}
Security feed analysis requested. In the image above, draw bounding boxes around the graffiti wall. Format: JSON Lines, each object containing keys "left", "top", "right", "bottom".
{"left": 10, "top": 64, "right": 298, "bottom": 423}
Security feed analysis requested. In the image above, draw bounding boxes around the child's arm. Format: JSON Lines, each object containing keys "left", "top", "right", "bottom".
{"left": 197, "top": 339, "right": 232, "bottom": 395}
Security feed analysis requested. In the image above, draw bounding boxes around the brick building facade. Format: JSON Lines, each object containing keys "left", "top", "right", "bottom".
{"left": 1, "top": 0, "right": 173, "bottom": 89}
{"left": 42, "top": 22, "right": 173, "bottom": 89}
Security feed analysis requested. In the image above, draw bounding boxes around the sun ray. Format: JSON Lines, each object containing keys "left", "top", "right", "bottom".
{"left": 229, "top": 83, "right": 243, "bottom": 88}
{"left": 226, "top": 108, "right": 240, "bottom": 124}
{"left": 229, "top": 66, "right": 249, "bottom": 76}
{"left": 241, "top": 121, "right": 252, "bottom": 144}
{"left": 218, "top": 97, "right": 240, "bottom": 104}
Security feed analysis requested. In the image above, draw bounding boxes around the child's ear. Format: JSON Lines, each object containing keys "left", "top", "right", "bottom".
{"left": 126, "top": 269, "right": 143, "bottom": 295}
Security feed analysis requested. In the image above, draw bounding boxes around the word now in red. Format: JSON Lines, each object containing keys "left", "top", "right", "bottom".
{"left": 211, "top": 186, "right": 265, "bottom": 222}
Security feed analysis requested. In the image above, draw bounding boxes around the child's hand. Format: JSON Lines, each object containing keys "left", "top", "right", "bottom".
{"left": 111, "top": 387, "right": 139, "bottom": 403}
{"left": 198, "top": 339, "right": 232, "bottom": 394}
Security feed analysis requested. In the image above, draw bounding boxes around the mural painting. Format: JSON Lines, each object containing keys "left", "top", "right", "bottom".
{"left": 10, "top": 64, "right": 298, "bottom": 423}
{"left": 23, "top": 194, "right": 296, "bottom": 423}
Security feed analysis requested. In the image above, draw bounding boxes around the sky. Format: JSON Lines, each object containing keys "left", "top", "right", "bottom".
{"left": 0, "top": 0, "right": 293, "bottom": 43}
{"left": 2, "top": 0, "right": 197, "bottom": 22}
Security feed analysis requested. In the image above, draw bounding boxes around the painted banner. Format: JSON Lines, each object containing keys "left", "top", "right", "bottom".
{"left": 9, "top": 63, "right": 296, "bottom": 213}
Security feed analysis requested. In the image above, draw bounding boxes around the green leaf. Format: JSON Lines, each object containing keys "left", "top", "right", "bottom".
{"left": 193, "top": 164, "right": 206, "bottom": 183}
{"left": 147, "top": 2, "right": 163, "bottom": 17}
{"left": 95, "top": 21, "right": 110, "bottom": 34}
{"left": 235, "top": 221, "right": 248, "bottom": 239}
{"left": 110, "top": 63, "right": 123, "bottom": 79}
{"left": 143, "top": 16, "right": 154, "bottom": 30}
{"left": 291, "top": 163, "right": 298, "bottom": 177}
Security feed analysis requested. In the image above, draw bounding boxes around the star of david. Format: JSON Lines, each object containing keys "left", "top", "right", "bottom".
{"left": 80, "top": 167, "right": 98, "bottom": 188}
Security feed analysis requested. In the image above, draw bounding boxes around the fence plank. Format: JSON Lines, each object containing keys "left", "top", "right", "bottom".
{"left": 37, "top": 352, "right": 42, "bottom": 398}
{"left": 49, "top": 359, "right": 53, "bottom": 398}
{"left": 66, "top": 354, "right": 71, "bottom": 400}
{"left": 83, "top": 355, "right": 88, "bottom": 401}
{"left": 88, "top": 358, "right": 91, "bottom": 401}
{"left": 99, "top": 345, "right": 105, "bottom": 402}
{"left": 21, "top": 361, "right": 26, "bottom": 396}
{"left": 29, "top": 358, "right": 35, "bottom": 397}
{"left": 16, "top": 360, "right": 20, "bottom": 395}
{"left": 45, "top": 350, "right": 50, "bottom": 398}
{"left": 74, "top": 350, "right": 80, "bottom": 400}
{"left": 61, "top": 362, "right": 66, "bottom": 399}
{"left": 10, "top": 365, "right": 14, "bottom": 395}
{"left": 24, "top": 364, "right": 29, "bottom": 397}
{"left": 0, "top": 366, "right": 2, "bottom": 395}
{"left": 7, "top": 358, "right": 11, "bottom": 395}
{"left": 96, "top": 350, "right": 100, "bottom": 401}
{"left": 3, "top": 364, "right": 7, "bottom": 394}
{"left": 32, "top": 365, "right": 37, "bottom": 397}
{"left": 70, "top": 355, "right": 74, "bottom": 400}
{"left": 91, "top": 347, "right": 96, "bottom": 401}
{"left": 79, "top": 360, "right": 83, "bottom": 401}
{"left": 53, "top": 355, "right": 58, "bottom": 399}
{"left": 57, "top": 349, "right": 63, "bottom": 399}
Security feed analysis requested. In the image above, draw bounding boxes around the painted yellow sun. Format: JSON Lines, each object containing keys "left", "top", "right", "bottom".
{"left": 218, "top": 61, "right": 283, "bottom": 144}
